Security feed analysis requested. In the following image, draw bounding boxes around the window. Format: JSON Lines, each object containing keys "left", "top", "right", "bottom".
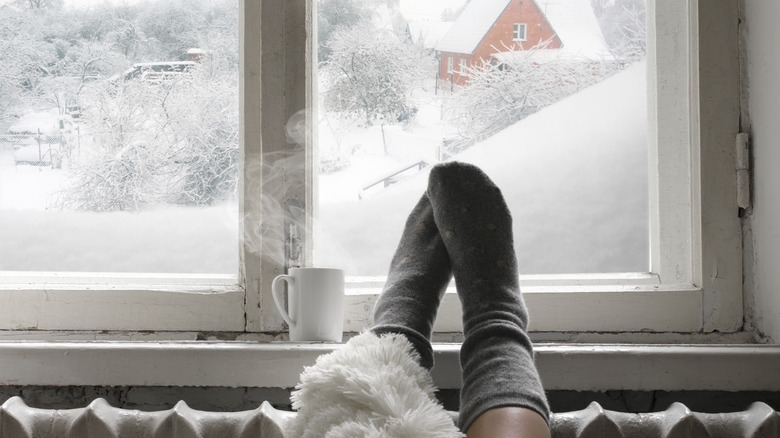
{"left": 316, "top": 0, "right": 743, "bottom": 336}
{"left": 447, "top": 56, "right": 454, "bottom": 73}
{"left": 0, "top": 1, "right": 308, "bottom": 333}
{"left": 1, "top": 1, "right": 239, "bottom": 276}
{"left": 513, "top": 23, "right": 527, "bottom": 41}
{"left": 0, "top": 0, "right": 743, "bottom": 338}
{"left": 459, "top": 58, "right": 468, "bottom": 74}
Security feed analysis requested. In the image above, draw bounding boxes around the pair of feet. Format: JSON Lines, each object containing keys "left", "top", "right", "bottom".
{"left": 371, "top": 161, "right": 549, "bottom": 432}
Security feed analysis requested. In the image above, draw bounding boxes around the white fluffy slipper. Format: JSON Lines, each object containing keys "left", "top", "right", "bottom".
{"left": 288, "top": 331, "right": 464, "bottom": 438}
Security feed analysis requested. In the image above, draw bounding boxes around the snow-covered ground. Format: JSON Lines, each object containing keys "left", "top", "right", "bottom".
{"left": 317, "top": 61, "right": 649, "bottom": 276}
{"left": 0, "top": 150, "right": 238, "bottom": 274}
{"left": 1, "top": 62, "right": 648, "bottom": 276}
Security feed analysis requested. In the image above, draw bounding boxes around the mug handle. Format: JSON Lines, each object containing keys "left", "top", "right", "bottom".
{"left": 271, "top": 274, "right": 296, "bottom": 329}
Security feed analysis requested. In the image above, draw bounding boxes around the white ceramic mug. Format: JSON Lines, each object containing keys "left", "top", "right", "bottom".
{"left": 271, "top": 267, "right": 345, "bottom": 342}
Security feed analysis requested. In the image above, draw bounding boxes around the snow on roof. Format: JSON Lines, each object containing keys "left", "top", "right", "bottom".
{"left": 436, "top": 0, "right": 612, "bottom": 59}
{"left": 408, "top": 20, "right": 454, "bottom": 49}
{"left": 436, "top": 0, "right": 511, "bottom": 54}
{"left": 535, "top": 0, "right": 612, "bottom": 59}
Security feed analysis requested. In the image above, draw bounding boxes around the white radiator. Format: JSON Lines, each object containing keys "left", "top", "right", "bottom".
{"left": 1, "top": 396, "right": 778, "bottom": 437}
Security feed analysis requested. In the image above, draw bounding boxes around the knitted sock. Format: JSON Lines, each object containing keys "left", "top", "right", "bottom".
{"left": 427, "top": 161, "right": 550, "bottom": 432}
{"left": 371, "top": 193, "right": 453, "bottom": 370}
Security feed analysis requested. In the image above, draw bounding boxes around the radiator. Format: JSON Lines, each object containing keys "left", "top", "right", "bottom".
{"left": 1, "top": 396, "right": 778, "bottom": 437}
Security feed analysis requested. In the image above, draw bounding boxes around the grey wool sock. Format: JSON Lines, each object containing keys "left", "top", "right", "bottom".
{"left": 371, "top": 193, "right": 453, "bottom": 370}
{"left": 426, "top": 161, "right": 550, "bottom": 432}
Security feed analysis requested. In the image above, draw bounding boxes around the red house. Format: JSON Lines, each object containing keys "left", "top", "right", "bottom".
{"left": 436, "top": 0, "right": 611, "bottom": 87}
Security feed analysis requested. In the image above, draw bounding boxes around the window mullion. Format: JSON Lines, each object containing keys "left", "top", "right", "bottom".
{"left": 647, "top": 0, "right": 694, "bottom": 285}
{"left": 691, "top": 0, "right": 742, "bottom": 332}
{"left": 241, "top": 0, "right": 314, "bottom": 333}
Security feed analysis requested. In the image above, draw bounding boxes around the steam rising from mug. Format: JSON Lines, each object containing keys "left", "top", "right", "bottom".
{"left": 242, "top": 109, "right": 321, "bottom": 269}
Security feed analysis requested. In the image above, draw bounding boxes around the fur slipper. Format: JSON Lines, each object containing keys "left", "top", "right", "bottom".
{"left": 288, "top": 331, "right": 463, "bottom": 438}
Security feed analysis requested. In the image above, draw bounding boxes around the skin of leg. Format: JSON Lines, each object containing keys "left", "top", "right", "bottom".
{"left": 466, "top": 407, "right": 551, "bottom": 438}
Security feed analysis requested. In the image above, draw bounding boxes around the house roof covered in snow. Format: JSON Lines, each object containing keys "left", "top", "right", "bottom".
{"left": 436, "top": 0, "right": 511, "bottom": 54}
{"left": 436, "top": 0, "right": 612, "bottom": 60}
{"left": 534, "top": 0, "right": 612, "bottom": 59}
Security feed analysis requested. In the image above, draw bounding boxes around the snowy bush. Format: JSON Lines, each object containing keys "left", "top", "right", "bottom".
{"left": 320, "top": 23, "right": 433, "bottom": 126}
{"left": 165, "top": 124, "right": 238, "bottom": 206}
{"left": 443, "top": 44, "right": 620, "bottom": 152}
{"left": 317, "top": 0, "right": 375, "bottom": 63}
{"left": 158, "top": 68, "right": 239, "bottom": 206}
{"left": 319, "top": 148, "right": 351, "bottom": 174}
{"left": 591, "top": 0, "right": 646, "bottom": 64}
{"left": 53, "top": 140, "right": 162, "bottom": 212}
{"left": 54, "top": 62, "right": 238, "bottom": 211}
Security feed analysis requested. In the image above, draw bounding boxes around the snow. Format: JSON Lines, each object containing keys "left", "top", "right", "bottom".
{"left": 436, "top": 0, "right": 612, "bottom": 59}
{"left": 436, "top": 0, "right": 511, "bottom": 54}
{"left": 1, "top": 62, "right": 647, "bottom": 276}
{"left": 0, "top": 206, "right": 238, "bottom": 273}
{"left": 7, "top": 109, "right": 62, "bottom": 136}
{"left": 316, "top": 61, "right": 648, "bottom": 276}
{"left": 0, "top": 150, "right": 238, "bottom": 274}
{"left": 400, "top": 0, "right": 468, "bottom": 21}
{"left": 537, "top": 0, "right": 613, "bottom": 59}
{"left": 407, "top": 20, "right": 455, "bottom": 49}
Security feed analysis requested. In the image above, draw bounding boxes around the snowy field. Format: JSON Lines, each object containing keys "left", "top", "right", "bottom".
{"left": 0, "top": 153, "right": 239, "bottom": 274}
{"left": 1, "top": 62, "right": 648, "bottom": 276}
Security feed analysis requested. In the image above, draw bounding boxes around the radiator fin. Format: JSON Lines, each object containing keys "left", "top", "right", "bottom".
{"left": 1, "top": 396, "right": 778, "bottom": 438}
{"left": 551, "top": 401, "right": 780, "bottom": 438}
{"left": 0, "top": 397, "right": 291, "bottom": 438}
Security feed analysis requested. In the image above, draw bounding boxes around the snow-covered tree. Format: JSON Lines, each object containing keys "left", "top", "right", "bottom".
{"left": 136, "top": 1, "right": 204, "bottom": 61}
{"left": 320, "top": 23, "right": 432, "bottom": 125}
{"left": 591, "top": 0, "right": 646, "bottom": 64}
{"left": 317, "top": 0, "right": 375, "bottom": 63}
{"left": 0, "top": 8, "right": 60, "bottom": 118}
{"left": 55, "top": 61, "right": 238, "bottom": 211}
{"left": 161, "top": 67, "right": 239, "bottom": 206}
{"left": 443, "top": 43, "right": 619, "bottom": 152}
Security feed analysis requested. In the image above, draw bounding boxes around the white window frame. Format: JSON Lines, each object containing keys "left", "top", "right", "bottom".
{"left": 341, "top": 0, "right": 744, "bottom": 337}
{"left": 447, "top": 56, "right": 454, "bottom": 74}
{"left": 0, "top": 0, "right": 743, "bottom": 339}
{"left": 459, "top": 58, "right": 468, "bottom": 74}
{"left": 513, "top": 22, "right": 527, "bottom": 41}
{"left": 0, "top": 0, "right": 314, "bottom": 333}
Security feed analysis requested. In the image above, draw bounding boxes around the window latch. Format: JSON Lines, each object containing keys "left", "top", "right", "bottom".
{"left": 285, "top": 197, "right": 304, "bottom": 269}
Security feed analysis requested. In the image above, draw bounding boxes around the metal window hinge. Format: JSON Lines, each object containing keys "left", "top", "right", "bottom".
{"left": 736, "top": 132, "right": 751, "bottom": 210}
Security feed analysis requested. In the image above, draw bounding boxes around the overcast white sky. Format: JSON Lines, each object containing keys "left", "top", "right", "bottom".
{"left": 399, "top": 0, "right": 467, "bottom": 20}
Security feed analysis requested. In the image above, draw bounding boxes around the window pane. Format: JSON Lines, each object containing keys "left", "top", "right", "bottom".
{"left": 315, "top": 0, "right": 647, "bottom": 276}
{"left": 0, "top": 0, "right": 239, "bottom": 275}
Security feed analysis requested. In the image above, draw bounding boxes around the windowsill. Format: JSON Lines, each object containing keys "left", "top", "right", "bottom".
{"left": 0, "top": 341, "right": 778, "bottom": 392}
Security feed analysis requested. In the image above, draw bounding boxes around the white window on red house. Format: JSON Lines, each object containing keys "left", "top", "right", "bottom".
{"left": 447, "top": 56, "right": 454, "bottom": 73}
{"left": 513, "top": 23, "right": 527, "bottom": 41}
{"left": 459, "top": 59, "right": 468, "bottom": 74}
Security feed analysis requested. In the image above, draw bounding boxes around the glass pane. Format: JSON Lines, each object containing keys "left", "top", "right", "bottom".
{"left": 0, "top": 0, "right": 239, "bottom": 275}
{"left": 315, "top": 0, "right": 648, "bottom": 276}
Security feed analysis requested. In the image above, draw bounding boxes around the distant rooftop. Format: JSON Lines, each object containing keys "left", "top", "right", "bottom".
{"left": 436, "top": 0, "right": 511, "bottom": 54}
{"left": 436, "top": 0, "right": 612, "bottom": 59}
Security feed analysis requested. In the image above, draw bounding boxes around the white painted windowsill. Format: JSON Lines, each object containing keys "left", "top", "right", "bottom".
{"left": 0, "top": 341, "right": 778, "bottom": 392}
